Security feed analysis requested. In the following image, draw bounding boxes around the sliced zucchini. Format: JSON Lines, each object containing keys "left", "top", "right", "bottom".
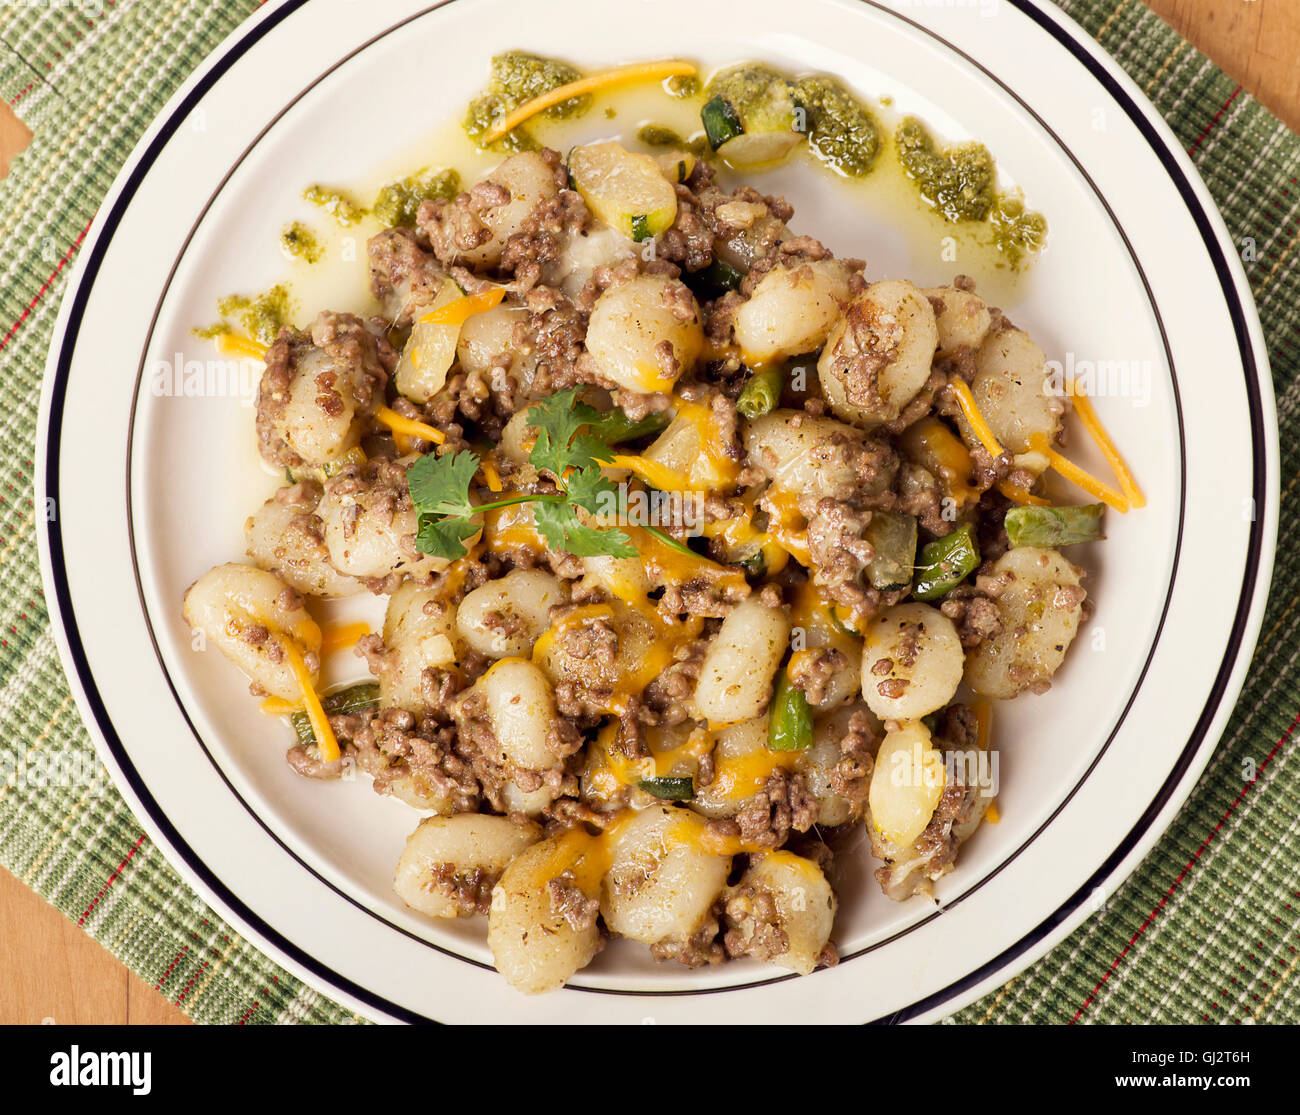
{"left": 654, "top": 150, "right": 696, "bottom": 183}
{"left": 569, "top": 140, "right": 678, "bottom": 242}
{"left": 701, "top": 95, "right": 744, "bottom": 149}
{"left": 638, "top": 775, "right": 694, "bottom": 801}
{"left": 702, "top": 65, "right": 807, "bottom": 169}
{"left": 864, "top": 511, "right": 918, "bottom": 593}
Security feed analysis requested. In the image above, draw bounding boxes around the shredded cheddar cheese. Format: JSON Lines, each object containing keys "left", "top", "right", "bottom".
{"left": 996, "top": 480, "right": 1049, "bottom": 506}
{"left": 283, "top": 641, "right": 340, "bottom": 763}
{"left": 949, "top": 379, "right": 1005, "bottom": 458}
{"left": 481, "top": 60, "right": 698, "bottom": 144}
{"left": 1032, "top": 435, "right": 1130, "bottom": 513}
{"left": 418, "top": 286, "right": 506, "bottom": 326}
{"left": 375, "top": 404, "right": 447, "bottom": 446}
{"left": 1067, "top": 389, "right": 1146, "bottom": 509}
{"left": 320, "top": 622, "right": 371, "bottom": 655}
{"left": 215, "top": 333, "right": 268, "bottom": 361}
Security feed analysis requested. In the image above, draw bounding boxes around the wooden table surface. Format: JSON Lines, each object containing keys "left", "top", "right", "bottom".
{"left": 0, "top": 0, "right": 1296, "bottom": 1026}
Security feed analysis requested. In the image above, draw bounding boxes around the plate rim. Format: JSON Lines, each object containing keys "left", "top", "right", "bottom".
{"left": 34, "top": 0, "right": 1278, "bottom": 1024}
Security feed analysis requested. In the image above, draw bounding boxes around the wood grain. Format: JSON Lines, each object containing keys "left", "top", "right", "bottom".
{"left": 0, "top": 0, "right": 1295, "bottom": 1026}
{"left": 1143, "top": 0, "right": 1300, "bottom": 133}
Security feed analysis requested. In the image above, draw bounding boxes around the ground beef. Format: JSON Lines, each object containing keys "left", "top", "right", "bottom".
{"left": 417, "top": 179, "right": 511, "bottom": 263}
{"left": 548, "top": 872, "right": 600, "bottom": 932}
{"left": 367, "top": 227, "right": 447, "bottom": 326}
{"left": 291, "top": 705, "right": 481, "bottom": 812}
{"left": 940, "top": 592, "right": 1004, "bottom": 648}
{"left": 498, "top": 184, "right": 590, "bottom": 291}
{"left": 732, "top": 768, "right": 817, "bottom": 849}
{"left": 428, "top": 862, "right": 498, "bottom": 917}
{"left": 788, "top": 646, "right": 846, "bottom": 707}
{"left": 650, "top": 913, "right": 725, "bottom": 967}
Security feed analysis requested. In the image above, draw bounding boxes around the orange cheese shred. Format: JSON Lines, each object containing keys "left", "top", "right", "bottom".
{"left": 417, "top": 286, "right": 506, "bottom": 326}
{"left": 320, "top": 622, "right": 371, "bottom": 655}
{"left": 949, "top": 379, "right": 1005, "bottom": 459}
{"left": 375, "top": 404, "right": 447, "bottom": 446}
{"left": 283, "top": 642, "right": 340, "bottom": 763}
{"left": 481, "top": 61, "right": 698, "bottom": 144}
{"left": 1067, "top": 389, "right": 1146, "bottom": 509}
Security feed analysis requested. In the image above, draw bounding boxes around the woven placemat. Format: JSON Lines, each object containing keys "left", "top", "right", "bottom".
{"left": 0, "top": 0, "right": 1295, "bottom": 1025}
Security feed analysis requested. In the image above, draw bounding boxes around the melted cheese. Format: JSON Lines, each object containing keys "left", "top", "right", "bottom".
{"left": 900, "top": 417, "right": 980, "bottom": 505}
{"left": 215, "top": 333, "right": 268, "bottom": 361}
{"left": 483, "top": 502, "right": 547, "bottom": 556}
{"left": 760, "top": 488, "right": 811, "bottom": 567}
{"left": 320, "top": 621, "right": 371, "bottom": 655}
{"left": 709, "top": 746, "right": 799, "bottom": 802}
{"left": 700, "top": 494, "right": 789, "bottom": 574}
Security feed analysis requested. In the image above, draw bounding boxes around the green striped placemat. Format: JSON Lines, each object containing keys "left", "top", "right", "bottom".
{"left": 1, "top": 0, "right": 1295, "bottom": 1024}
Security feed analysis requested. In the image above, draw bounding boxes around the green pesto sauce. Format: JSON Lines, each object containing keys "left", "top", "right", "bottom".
{"left": 666, "top": 74, "right": 701, "bottom": 99}
{"left": 213, "top": 284, "right": 297, "bottom": 344}
{"left": 990, "top": 196, "right": 1048, "bottom": 268}
{"left": 638, "top": 124, "right": 685, "bottom": 147}
{"left": 280, "top": 221, "right": 323, "bottom": 264}
{"left": 894, "top": 116, "right": 1047, "bottom": 264}
{"left": 793, "top": 75, "right": 880, "bottom": 177}
{"left": 894, "top": 116, "right": 996, "bottom": 221}
{"left": 706, "top": 63, "right": 800, "bottom": 135}
{"left": 302, "top": 184, "right": 368, "bottom": 226}
{"left": 464, "top": 51, "right": 592, "bottom": 153}
{"left": 372, "top": 167, "right": 461, "bottom": 229}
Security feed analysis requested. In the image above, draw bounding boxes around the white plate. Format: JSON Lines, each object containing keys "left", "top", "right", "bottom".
{"left": 36, "top": 0, "right": 1278, "bottom": 1023}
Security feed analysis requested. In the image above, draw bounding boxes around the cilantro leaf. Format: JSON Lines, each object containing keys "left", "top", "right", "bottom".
{"left": 563, "top": 464, "right": 619, "bottom": 515}
{"left": 407, "top": 450, "right": 479, "bottom": 519}
{"left": 415, "top": 513, "right": 481, "bottom": 560}
{"left": 533, "top": 500, "right": 636, "bottom": 558}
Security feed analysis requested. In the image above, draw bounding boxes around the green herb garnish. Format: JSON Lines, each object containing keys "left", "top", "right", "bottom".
{"left": 407, "top": 388, "right": 639, "bottom": 561}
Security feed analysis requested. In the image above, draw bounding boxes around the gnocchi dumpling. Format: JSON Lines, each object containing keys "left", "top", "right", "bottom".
{"left": 394, "top": 813, "right": 540, "bottom": 918}
{"left": 377, "top": 581, "right": 461, "bottom": 711}
{"left": 868, "top": 720, "right": 947, "bottom": 848}
{"left": 244, "top": 486, "right": 361, "bottom": 599}
{"left": 456, "top": 569, "right": 565, "bottom": 659}
{"left": 818, "top": 280, "right": 938, "bottom": 426}
{"left": 924, "top": 284, "right": 992, "bottom": 358}
{"left": 965, "top": 546, "right": 1085, "bottom": 698}
{"left": 693, "top": 595, "right": 791, "bottom": 725}
{"left": 181, "top": 563, "right": 320, "bottom": 701}
{"left": 861, "top": 602, "right": 963, "bottom": 721}
{"left": 585, "top": 274, "right": 704, "bottom": 395}
{"left": 600, "top": 806, "right": 730, "bottom": 951}
{"left": 488, "top": 835, "right": 602, "bottom": 994}
{"left": 966, "top": 328, "right": 1063, "bottom": 455}
{"left": 724, "top": 852, "right": 837, "bottom": 975}
{"left": 734, "top": 260, "right": 852, "bottom": 365}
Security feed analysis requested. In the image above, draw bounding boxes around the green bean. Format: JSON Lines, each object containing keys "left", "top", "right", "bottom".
{"left": 912, "top": 523, "right": 980, "bottom": 601}
{"left": 767, "top": 668, "right": 814, "bottom": 752}
{"left": 1004, "top": 503, "right": 1105, "bottom": 548}
{"left": 737, "top": 366, "right": 785, "bottom": 420}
